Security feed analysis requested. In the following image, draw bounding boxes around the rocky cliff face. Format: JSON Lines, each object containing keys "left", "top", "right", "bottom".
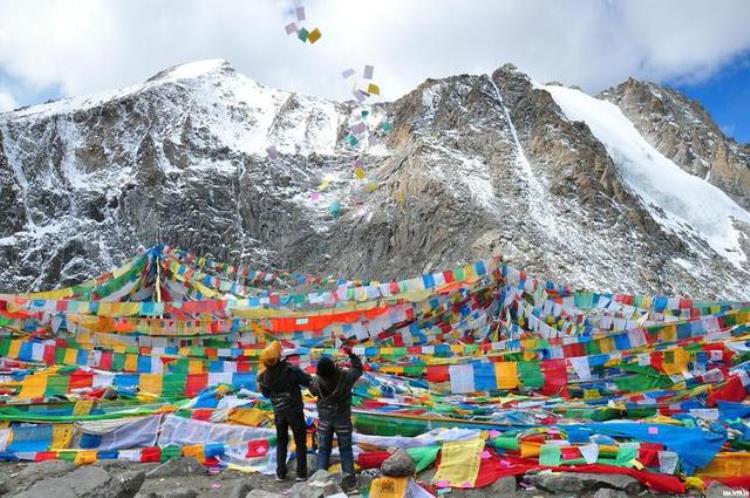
{"left": 600, "top": 78, "right": 750, "bottom": 210}
{"left": 0, "top": 59, "right": 749, "bottom": 298}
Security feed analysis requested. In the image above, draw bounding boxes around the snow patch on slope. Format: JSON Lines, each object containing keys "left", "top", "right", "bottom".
{"left": 155, "top": 59, "right": 227, "bottom": 82}
{"left": 488, "top": 78, "right": 560, "bottom": 237}
{"left": 544, "top": 84, "right": 750, "bottom": 265}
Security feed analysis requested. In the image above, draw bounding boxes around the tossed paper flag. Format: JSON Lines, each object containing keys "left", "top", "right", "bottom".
{"left": 350, "top": 121, "right": 367, "bottom": 135}
{"left": 295, "top": 6, "right": 305, "bottom": 21}
{"left": 266, "top": 146, "right": 279, "bottom": 160}
{"left": 367, "top": 83, "right": 381, "bottom": 96}
{"left": 354, "top": 167, "right": 366, "bottom": 179}
{"left": 352, "top": 89, "right": 367, "bottom": 103}
{"left": 341, "top": 68, "right": 355, "bottom": 79}
{"left": 284, "top": 22, "right": 298, "bottom": 35}
{"left": 329, "top": 200, "right": 342, "bottom": 217}
{"left": 297, "top": 28, "right": 309, "bottom": 42}
{"left": 363, "top": 65, "right": 374, "bottom": 79}
{"left": 307, "top": 28, "right": 322, "bottom": 44}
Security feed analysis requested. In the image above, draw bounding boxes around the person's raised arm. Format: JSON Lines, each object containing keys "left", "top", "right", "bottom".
{"left": 342, "top": 345, "right": 363, "bottom": 381}
{"left": 293, "top": 365, "right": 312, "bottom": 388}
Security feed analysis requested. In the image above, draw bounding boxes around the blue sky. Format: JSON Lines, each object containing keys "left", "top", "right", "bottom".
{"left": 0, "top": 1, "right": 748, "bottom": 144}
{"left": 672, "top": 52, "right": 750, "bottom": 143}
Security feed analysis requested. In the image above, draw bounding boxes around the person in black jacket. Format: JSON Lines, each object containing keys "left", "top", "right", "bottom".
{"left": 310, "top": 344, "right": 363, "bottom": 490}
{"left": 257, "top": 341, "right": 312, "bottom": 481}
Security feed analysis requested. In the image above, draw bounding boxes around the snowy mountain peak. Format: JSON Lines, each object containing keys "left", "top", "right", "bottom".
{"left": 145, "top": 59, "right": 233, "bottom": 83}
{"left": 0, "top": 62, "right": 749, "bottom": 299}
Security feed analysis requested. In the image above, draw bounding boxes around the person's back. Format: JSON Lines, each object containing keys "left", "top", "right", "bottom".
{"left": 257, "top": 341, "right": 311, "bottom": 481}
{"left": 313, "top": 354, "right": 362, "bottom": 418}
{"left": 310, "top": 347, "right": 362, "bottom": 491}
{"left": 258, "top": 360, "right": 307, "bottom": 415}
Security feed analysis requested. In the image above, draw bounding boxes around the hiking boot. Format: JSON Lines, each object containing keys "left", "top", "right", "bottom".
{"left": 341, "top": 474, "right": 357, "bottom": 492}
{"left": 275, "top": 471, "right": 287, "bottom": 481}
{"left": 295, "top": 470, "right": 308, "bottom": 481}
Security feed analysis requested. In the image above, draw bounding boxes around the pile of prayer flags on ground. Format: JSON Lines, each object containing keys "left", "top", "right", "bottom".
{"left": 2, "top": 244, "right": 750, "bottom": 494}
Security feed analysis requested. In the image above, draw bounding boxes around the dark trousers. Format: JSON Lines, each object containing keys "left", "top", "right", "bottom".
{"left": 316, "top": 412, "right": 354, "bottom": 476}
{"left": 275, "top": 410, "right": 308, "bottom": 477}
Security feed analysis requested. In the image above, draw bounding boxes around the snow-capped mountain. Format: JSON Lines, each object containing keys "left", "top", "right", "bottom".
{"left": 0, "top": 59, "right": 748, "bottom": 298}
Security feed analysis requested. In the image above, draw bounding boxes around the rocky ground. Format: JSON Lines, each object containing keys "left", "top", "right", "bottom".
{"left": 1, "top": 457, "right": 741, "bottom": 498}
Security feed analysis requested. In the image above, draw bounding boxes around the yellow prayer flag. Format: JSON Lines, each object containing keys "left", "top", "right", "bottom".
{"left": 696, "top": 452, "right": 750, "bottom": 478}
{"left": 662, "top": 348, "right": 690, "bottom": 375}
{"left": 74, "top": 450, "right": 98, "bottom": 465}
{"left": 520, "top": 440, "right": 541, "bottom": 458}
{"left": 140, "top": 373, "right": 163, "bottom": 396}
{"left": 367, "top": 83, "right": 380, "bottom": 96}
{"left": 369, "top": 476, "right": 409, "bottom": 498}
{"left": 51, "top": 424, "right": 74, "bottom": 450}
{"left": 228, "top": 407, "right": 268, "bottom": 427}
{"left": 599, "top": 337, "right": 615, "bottom": 353}
{"left": 18, "top": 373, "right": 47, "bottom": 400}
{"left": 495, "top": 361, "right": 519, "bottom": 389}
{"left": 73, "top": 400, "right": 94, "bottom": 416}
{"left": 124, "top": 354, "right": 138, "bottom": 372}
{"left": 380, "top": 365, "right": 404, "bottom": 375}
{"left": 183, "top": 444, "right": 205, "bottom": 462}
{"left": 433, "top": 437, "right": 484, "bottom": 488}
{"left": 354, "top": 167, "right": 366, "bottom": 179}
{"left": 189, "top": 360, "right": 204, "bottom": 374}
{"left": 307, "top": 28, "right": 322, "bottom": 44}
{"left": 63, "top": 348, "right": 79, "bottom": 366}
{"left": 8, "top": 339, "right": 22, "bottom": 359}
{"left": 661, "top": 324, "right": 677, "bottom": 342}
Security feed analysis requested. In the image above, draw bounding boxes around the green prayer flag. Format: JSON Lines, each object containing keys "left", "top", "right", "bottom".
{"left": 406, "top": 445, "right": 440, "bottom": 472}
{"left": 539, "top": 444, "right": 561, "bottom": 466}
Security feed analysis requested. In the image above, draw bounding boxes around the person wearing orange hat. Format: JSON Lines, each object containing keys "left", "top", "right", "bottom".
{"left": 257, "top": 341, "right": 312, "bottom": 481}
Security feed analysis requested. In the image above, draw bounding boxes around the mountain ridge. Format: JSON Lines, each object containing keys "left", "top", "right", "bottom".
{"left": 0, "top": 60, "right": 748, "bottom": 298}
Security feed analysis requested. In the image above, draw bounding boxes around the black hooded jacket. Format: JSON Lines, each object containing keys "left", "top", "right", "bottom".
{"left": 309, "top": 353, "right": 363, "bottom": 419}
{"left": 257, "top": 360, "right": 312, "bottom": 415}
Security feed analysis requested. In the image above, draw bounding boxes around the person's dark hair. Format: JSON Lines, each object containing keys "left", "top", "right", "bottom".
{"left": 317, "top": 356, "right": 337, "bottom": 379}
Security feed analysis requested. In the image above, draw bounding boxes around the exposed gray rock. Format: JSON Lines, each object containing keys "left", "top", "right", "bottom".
{"left": 245, "top": 490, "right": 285, "bottom": 498}
{"left": 307, "top": 469, "right": 332, "bottom": 483}
{"left": 1, "top": 60, "right": 748, "bottom": 298}
{"left": 145, "top": 458, "right": 205, "bottom": 478}
{"left": 12, "top": 465, "right": 144, "bottom": 498}
{"left": 380, "top": 449, "right": 416, "bottom": 477}
{"left": 223, "top": 479, "right": 253, "bottom": 498}
{"left": 601, "top": 78, "right": 750, "bottom": 210}
{"left": 592, "top": 489, "right": 628, "bottom": 498}
{"left": 0, "top": 460, "right": 77, "bottom": 494}
{"left": 152, "top": 489, "right": 197, "bottom": 498}
{"left": 289, "top": 468, "right": 347, "bottom": 498}
{"left": 524, "top": 471, "right": 643, "bottom": 495}
{"left": 462, "top": 476, "right": 518, "bottom": 497}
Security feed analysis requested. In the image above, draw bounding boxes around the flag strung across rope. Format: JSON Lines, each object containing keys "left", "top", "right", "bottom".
{"left": 2, "top": 244, "right": 750, "bottom": 493}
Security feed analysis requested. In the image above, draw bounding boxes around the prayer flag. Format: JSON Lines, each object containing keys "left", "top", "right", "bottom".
{"left": 307, "top": 28, "right": 322, "bottom": 44}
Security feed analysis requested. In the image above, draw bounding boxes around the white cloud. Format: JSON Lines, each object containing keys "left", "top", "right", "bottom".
{"left": 0, "top": 89, "right": 17, "bottom": 112}
{"left": 0, "top": 0, "right": 748, "bottom": 103}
